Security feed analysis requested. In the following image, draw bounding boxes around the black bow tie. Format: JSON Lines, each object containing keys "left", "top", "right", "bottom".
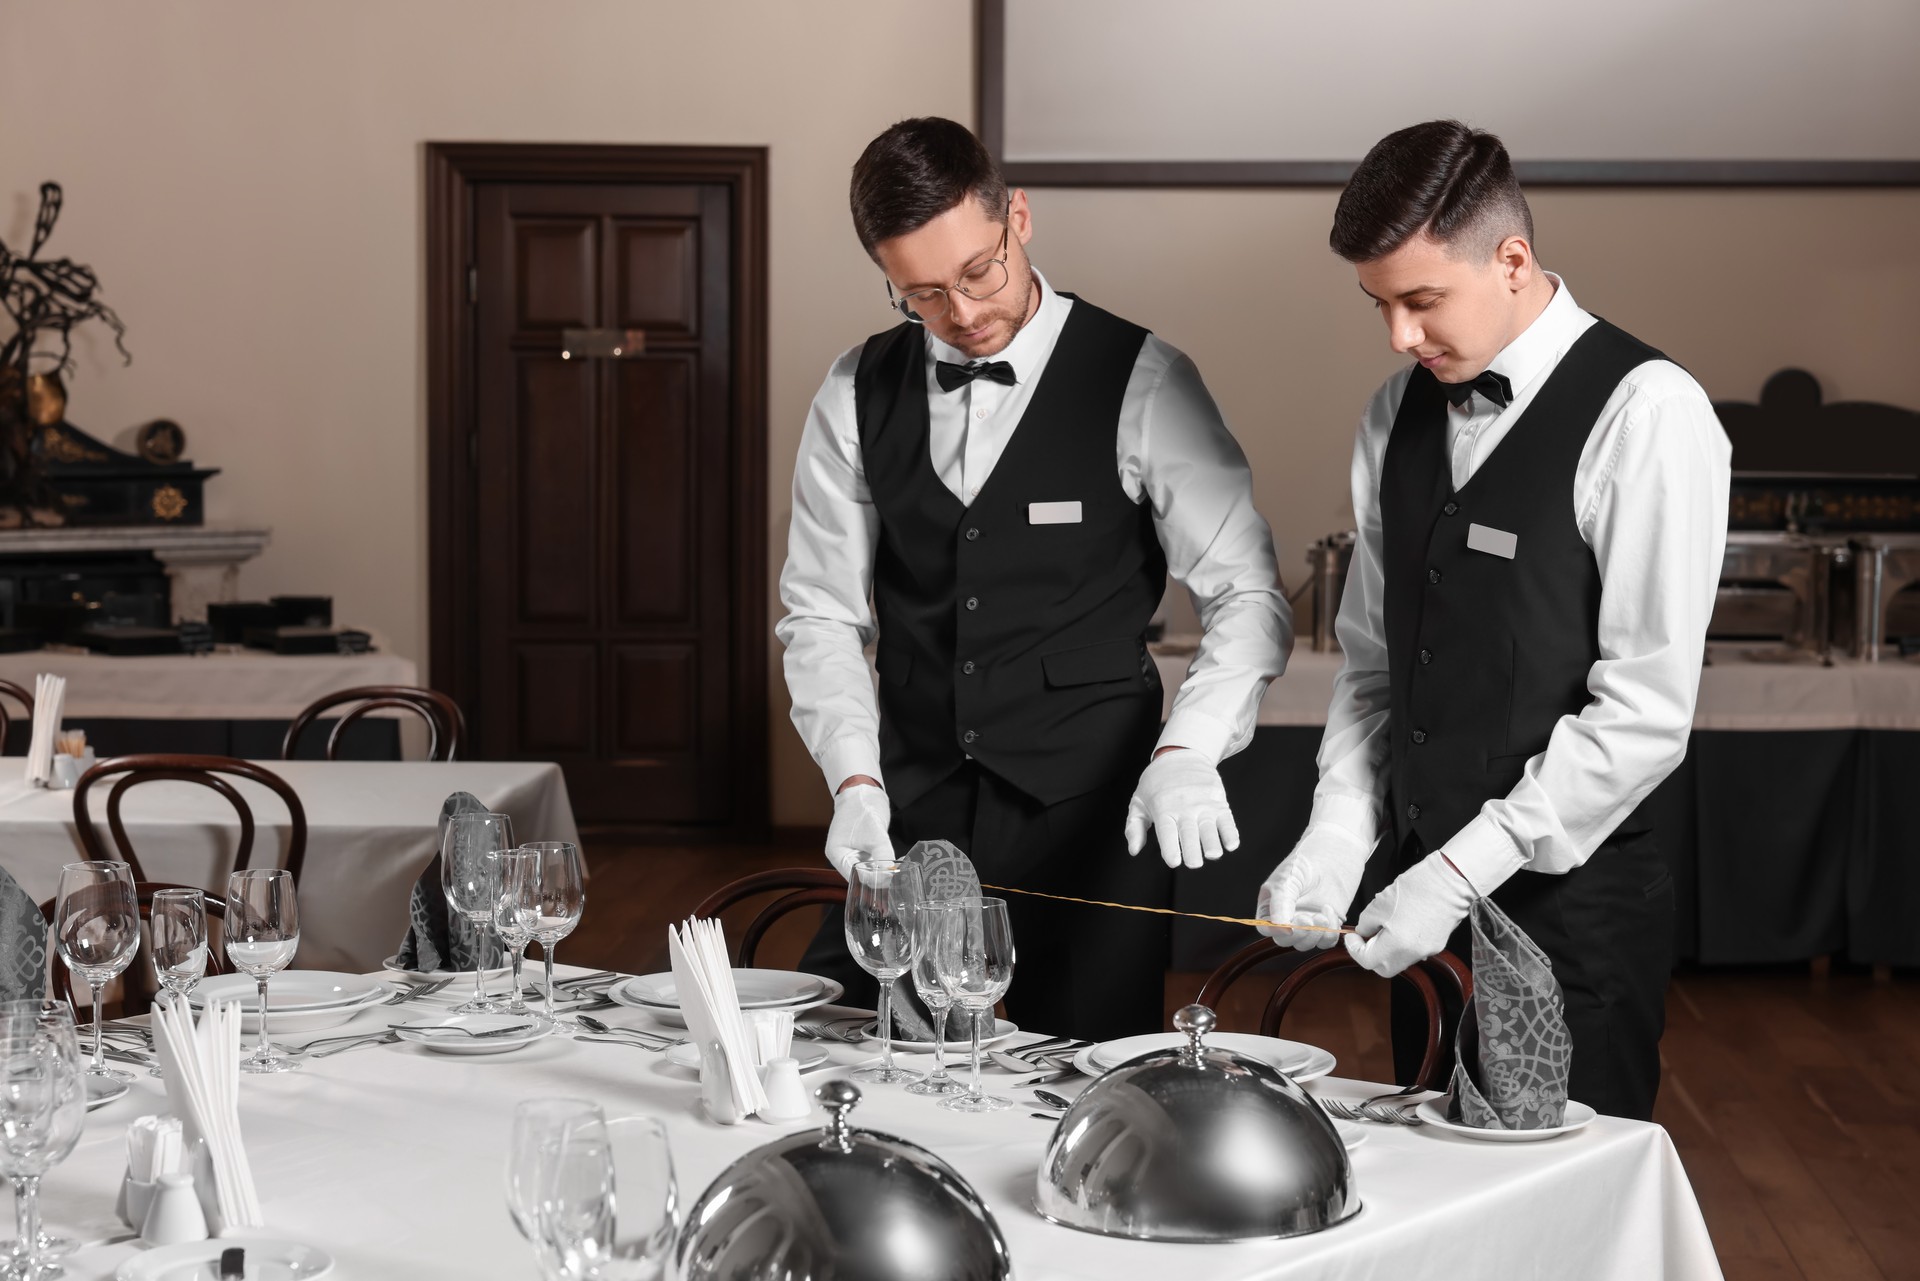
{"left": 935, "top": 359, "right": 1017, "bottom": 393}
{"left": 1441, "top": 369, "right": 1513, "bottom": 409}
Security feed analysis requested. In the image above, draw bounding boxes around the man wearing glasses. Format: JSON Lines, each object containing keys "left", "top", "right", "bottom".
{"left": 777, "top": 117, "right": 1289, "bottom": 1039}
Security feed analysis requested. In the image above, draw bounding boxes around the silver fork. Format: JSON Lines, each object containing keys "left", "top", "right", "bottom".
{"left": 384, "top": 978, "right": 452, "bottom": 1006}
{"left": 308, "top": 1032, "right": 400, "bottom": 1059}
{"left": 1322, "top": 1098, "right": 1422, "bottom": 1125}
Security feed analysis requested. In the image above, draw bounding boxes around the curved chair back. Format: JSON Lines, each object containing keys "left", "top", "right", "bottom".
{"left": 43, "top": 881, "right": 229, "bottom": 1015}
{"left": 1197, "top": 939, "right": 1473, "bottom": 1091}
{"left": 73, "top": 754, "right": 309, "bottom": 886}
{"left": 282, "top": 686, "right": 466, "bottom": 762}
{"left": 691, "top": 867, "right": 845, "bottom": 967}
{"left": 0, "top": 678, "right": 33, "bottom": 755}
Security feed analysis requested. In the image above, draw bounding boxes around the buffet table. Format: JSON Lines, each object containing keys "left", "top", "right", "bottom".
{"left": 0, "top": 760, "right": 578, "bottom": 971}
{"left": 1159, "top": 644, "right": 1920, "bottom": 969}
{"left": 42, "top": 974, "right": 1721, "bottom": 1279}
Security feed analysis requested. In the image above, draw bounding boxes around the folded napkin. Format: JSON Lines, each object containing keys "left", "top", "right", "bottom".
{"left": 152, "top": 995, "right": 264, "bottom": 1233}
{"left": 888, "top": 839, "right": 983, "bottom": 1042}
{"left": 669, "top": 916, "right": 768, "bottom": 1124}
{"left": 394, "top": 791, "right": 491, "bottom": 972}
{"left": 23, "top": 673, "right": 66, "bottom": 787}
{"left": 1447, "top": 894, "right": 1572, "bottom": 1130}
{"left": 0, "top": 863, "right": 47, "bottom": 1003}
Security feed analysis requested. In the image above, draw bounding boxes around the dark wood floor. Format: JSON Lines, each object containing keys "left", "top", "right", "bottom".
{"left": 568, "top": 843, "right": 1920, "bottom": 1281}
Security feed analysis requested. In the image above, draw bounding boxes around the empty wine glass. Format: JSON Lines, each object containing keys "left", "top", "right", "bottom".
{"left": 493, "top": 849, "right": 541, "bottom": 1018}
{"left": 149, "top": 888, "right": 209, "bottom": 999}
{"left": 225, "top": 869, "right": 299, "bottom": 1074}
{"left": 530, "top": 1114, "right": 679, "bottom": 1281}
{"left": 844, "top": 861, "right": 924, "bottom": 1086}
{"left": 53, "top": 860, "right": 139, "bottom": 1083}
{"left": 507, "top": 1098, "right": 602, "bottom": 1242}
{"left": 522, "top": 842, "right": 586, "bottom": 1025}
{"left": 0, "top": 1001, "right": 86, "bottom": 1279}
{"left": 906, "top": 900, "right": 966, "bottom": 1097}
{"left": 927, "top": 897, "right": 1015, "bottom": 1113}
{"left": 443, "top": 811, "right": 516, "bottom": 1013}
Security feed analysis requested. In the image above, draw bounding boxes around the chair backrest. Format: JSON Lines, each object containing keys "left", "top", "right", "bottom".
{"left": 73, "top": 754, "right": 309, "bottom": 886}
{"left": 0, "top": 678, "right": 32, "bottom": 755}
{"left": 1196, "top": 939, "right": 1473, "bottom": 1091}
{"left": 282, "top": 686, "right": 466, "bottom": 762}
{"left": 43, "top": 881, "right": 229, "bottom": 1014}
{"left": 691, "top": 868, "right": 845, "bottom": 967}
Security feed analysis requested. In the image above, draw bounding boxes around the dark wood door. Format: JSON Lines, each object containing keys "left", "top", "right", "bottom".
{"left": 429, "top": 146, "right": 766, "bottom": 834}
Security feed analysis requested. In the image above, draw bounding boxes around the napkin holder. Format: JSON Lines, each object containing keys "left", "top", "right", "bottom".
{"left": 698, "top": 1039, "right": 742, "bottom": 1126}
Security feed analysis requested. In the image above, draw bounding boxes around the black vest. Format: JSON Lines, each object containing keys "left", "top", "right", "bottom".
{"left": 1381, "top": 319, "right": 1665, "bottom": 853}
{"left": 855, "top": 297, "right": 1166, "bottom": 808}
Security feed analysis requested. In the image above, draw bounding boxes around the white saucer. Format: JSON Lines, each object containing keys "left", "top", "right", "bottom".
{"left": 1414, "top": 1098, "right": 1598, "bottom": 1141}
{"left": 394, "top": 1011, "right": 551, "bottom": 1055}
{"left": 1073, "top": 1033, "right": 1336, "bottom": 1084}
{"left": 382, "top": 955, "right": 512, "bottom": 984}
{"left": 665, "top": 1041, "right": 830, "bottom": 1072}
{"left": 86, "top": 1074, "right": 130, "bottom": 1110}
{"left": 115, "top": 1237, "right": 334, "bottom": 1280}
{"left": 864, "top": 1017, "right": 1017, "bottom": 1052}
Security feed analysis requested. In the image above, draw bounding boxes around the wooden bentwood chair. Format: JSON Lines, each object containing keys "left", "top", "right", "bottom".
{"left": 72, "top": 754, "right": 310, "bottom": 887}
{"left": 0, "top": 678, "right": 33, "bottom": 755}
{"left": 692, "top": 868, "right": 845, "bottom": 967}
{"left": 1197, "top": 939, "right": 1474, "bottom": 1091}
{"left": 281, "top": 686, "right": 467, "bottom": 762}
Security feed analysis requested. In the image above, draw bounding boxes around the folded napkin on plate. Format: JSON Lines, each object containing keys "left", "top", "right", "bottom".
{"left": 23, "top": 673, "right": 66, "bottom": 788}
{"left": 394, "top": 791, "right": 491, "bottom": 972}
{"left": 669, "top": 916, "right": 768, "bottom": 1124}
{"left": 152, "top": 995, "right": 264, "bottom": 1233}
{"left": 0, "top": 863, "right": 46, "bottom": 1003}
{"left": 887, "top": 839, "right": 983, "bottom": 1042}
{"left": 1447, "top": 894, "right": 1572, "bottom": 1130}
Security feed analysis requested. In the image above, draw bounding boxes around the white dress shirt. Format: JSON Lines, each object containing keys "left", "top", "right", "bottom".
{"left": 1309, "top": 274, "right": 1732, "bottom": 885}
{"left": 778, "top": 270, "right": 1292, "bottom": 795}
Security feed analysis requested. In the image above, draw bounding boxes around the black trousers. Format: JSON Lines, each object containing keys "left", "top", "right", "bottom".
{"left": 1389, "top": 828, "right": 1675, "bottom": 1121}
{"left": 800, "top": 762, "right": 1171, "bottom": 1042}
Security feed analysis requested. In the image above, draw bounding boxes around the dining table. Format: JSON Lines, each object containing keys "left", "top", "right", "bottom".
{"left": 0, "top": 760, "right": 580, "bottom": 972}
{"left": 35, "top": 965, "right": 1724, "bottom": 1280}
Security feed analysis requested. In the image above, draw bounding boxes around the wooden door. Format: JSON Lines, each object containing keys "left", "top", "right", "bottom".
{"left": 428, "top": 146, "right": 767, "bottom": 834}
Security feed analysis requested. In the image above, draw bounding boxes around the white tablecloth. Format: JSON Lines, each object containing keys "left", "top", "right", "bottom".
{"left": 41, "top": 974, "right": 1722, "bottom": 1280}
{"left": 0, "top": 647, "right": 419, "bottom": 720}
{"left": 0, "top": 760, "right": 578, "bottom": 971}
{"left": 1156, "top": 642, "right": 1920, "bottom": 732}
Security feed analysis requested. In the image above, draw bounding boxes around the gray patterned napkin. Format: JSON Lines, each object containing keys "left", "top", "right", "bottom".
{"left": 1447, "top": 894, "right": 1572, "bottom": 1129}
{"left": 890, "top": 840, "right": 984, "bottom": 1042}
{"left": 0, "top": 863, "right": 48, "bottom": 1003}
{"left": 393, "top": 792, "right": 490, "bottom": 973}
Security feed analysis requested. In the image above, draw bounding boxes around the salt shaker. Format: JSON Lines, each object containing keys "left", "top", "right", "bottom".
{"left": 141, "top": 1171, "right": 209, "bottom": 1247}
{"left": 759, "top": 1057, "right": 813, "bottom": 1122}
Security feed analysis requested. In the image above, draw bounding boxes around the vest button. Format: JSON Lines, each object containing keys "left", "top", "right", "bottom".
{"left": 962, "top": 660, "right": 975, "bottom": 674}
{"left": 963, "top": 730, "right": 978, "bottom": 744}
{"left": 965, "top": 597, "right": 979, "bottom": 611}
{"left": 1411, "top": 729, "right": 1428, "bottom": 744}
{"left": 1420, "top": 648, "right": 1433, "bottom": 664}
{"left": 965, "top": 528, "right": 980, "bottom": 541}
{"left": 1443, "top": 501, "right": 1459, "bottom": 517}
{"left": 1407, "top": 802, "right": 1421, "bottom": 821}
{"left": 1427, "top": 568, "right": 1442, "bottom": 585}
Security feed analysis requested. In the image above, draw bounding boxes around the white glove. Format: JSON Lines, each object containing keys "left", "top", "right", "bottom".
{"left": 1342, "top": 851, "right": 1475, "bottom": 977}
{"left": 1124, "top": 750, "right": 1240, "bottom": 870}
{"left": 825, "top": 783, "right": 892, "bottom": 879}
{"left": 1255, "top": 824, "right": 1371, "bottom": 949}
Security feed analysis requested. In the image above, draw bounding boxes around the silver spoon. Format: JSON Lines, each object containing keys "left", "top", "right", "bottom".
{"left": 575, "top": 1015, "right": 675, "bottom": 1043}
{"left": 1031, "top": 1088, "right": 1075, "bottom": 1110}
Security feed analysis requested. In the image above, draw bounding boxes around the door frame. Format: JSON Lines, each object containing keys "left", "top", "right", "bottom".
{"left": 424, "top": 142, "right": 769, "bottom": 840}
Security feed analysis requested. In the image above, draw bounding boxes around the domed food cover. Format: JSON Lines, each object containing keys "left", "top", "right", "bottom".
{"left": 677, "top": 1079, "right": 1015, "bottom": 1281}
{"left": 1035, "top": 1005, "right": 1358, "bottom": 1242}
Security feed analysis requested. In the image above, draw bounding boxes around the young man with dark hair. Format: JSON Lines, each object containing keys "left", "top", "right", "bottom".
{"left": 1255, "top": 120, "right": 1730, "bottom": 1120}
{"left": 779, "top": 117, "right": 1290, "bottom": 1041}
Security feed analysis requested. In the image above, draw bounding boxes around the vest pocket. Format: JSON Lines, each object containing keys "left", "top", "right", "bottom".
{"left": 875, "top": 641, "right": 913, "bottom": 687}
{"left": 1040, "top": 638, "right": 1142, "bottom": 687}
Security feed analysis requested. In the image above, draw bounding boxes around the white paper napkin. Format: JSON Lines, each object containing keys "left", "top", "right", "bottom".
{"left": 667, "top": 917, "right": 768, "bottom": 1121}
{"left": 152, "top": 995, "right": 264, "bottom": 1233}
{"left": 24, "top": 673, "right": 66, "bottom": 787}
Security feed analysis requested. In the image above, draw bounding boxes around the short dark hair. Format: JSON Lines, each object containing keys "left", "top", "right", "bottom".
{"left": 849, "top": 117, "right": 1009, "bottom": 258}
{"left": 1329, "top": 120, "right": 1533, "bottom": 264}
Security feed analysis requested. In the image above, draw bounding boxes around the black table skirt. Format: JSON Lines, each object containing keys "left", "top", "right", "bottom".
{"left": 3, "top": 717, "right": 401, "bottom": 762}
{"left": 1173, "top": 726, "right": 1920, "bottom": 971}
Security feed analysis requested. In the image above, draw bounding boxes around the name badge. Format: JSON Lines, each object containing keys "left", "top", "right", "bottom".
{"left": 1028, "top": 501, "right": 1083, "bottom": 525}
{"left": 1466, "top": 523, "right": 1518, "bottom": 560}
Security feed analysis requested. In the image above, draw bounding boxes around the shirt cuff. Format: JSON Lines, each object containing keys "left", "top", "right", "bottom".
{"left": 1155, "top": 709, "right": 1234, "bottom": 765}
{"left": 1439, "top": 814, "right": 1528, "bottom": 896}
{"left": 817, "top": 736, "right": 885, "bottom": 796}
{"left": 1306, "top": 792, "right": 1382, "bottom": 854}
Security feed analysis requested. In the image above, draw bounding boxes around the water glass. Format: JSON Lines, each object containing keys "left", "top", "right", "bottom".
{"left": 53, "top": 860, "right": 139, "bottom": 1082}
{"left": 225, "top": 869, "right": 299, "bottom": 1074}
{"left": 536, "top": 1116, "right": 679, "bottom": 1281}
{"left": 843, "top": 861, "right": 924, "bottom": 1086}
{"left": 443, "top": 811, "right": 516, "bottom": 1012}
{"left": 522, "top": 842, "right": 586, "bottom": 1025}
{"left": 0, "top": 1001, "right": 86, "bottom": 1278}
{"left": 493, "top": 849, "right": 541, "bottom": 1018}
{"left": 927, "top": 897, "right": 1015, "bottom": 1112}
{"left": 149, "top": 888, "right": 209, "bottom": 999}
{"left": 507, "top": 1098, "right": 602, "bottom": 1241}
{"left": 905, "top": 901, "right": 965, "bottom": 1097}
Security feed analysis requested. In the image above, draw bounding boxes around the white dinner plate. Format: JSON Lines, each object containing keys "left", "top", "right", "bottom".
{"left": 1335, "top": 1119, "right": 1366, "bottom": 1151}
{"left": 206, "top": 985, "right": 390, "bottom": 1036}
{"left": 612, "top": 974, "right": 845, "bottom": 1027}
{"left": 615, "top": 970, "right": 829, "bottom": 1011}
{"left": 665, "top": 1041, "right": 830, "bottom": 1072}
{"left": 864, "top": 1018, "right": 1018, "bottom": 1053}
{"left": 1414, "top": 1098, "right": 1597, "bottom": 1141}
{"left": 192, "top": 972, "right": 385, "bottom": 1012}
{"left": 382, "top": 956, "right": 512, "bottom": 985}
{"left": 1073, "top": 1033, "right": 1336, "bottom": 1084}
{"left": 115, "top": 1237, "right": 334, "bottom": 1280}
{"left": 86, "top": 1075, "right": 130, "bottom": 1111}
{"left": 394, "top": 1011, "right": 551, "bottom": 1055}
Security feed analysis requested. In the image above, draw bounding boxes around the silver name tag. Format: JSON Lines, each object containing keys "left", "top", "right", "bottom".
{"left": 1028, "top": 501, "right": 1083, "bottom": 525}
{"left": 1466, "top": 523, "right": 1518, "bottom": 559}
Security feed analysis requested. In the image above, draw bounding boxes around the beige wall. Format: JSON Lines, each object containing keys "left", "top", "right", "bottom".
{"left": 4, "top": 6, "right": 1916, "bottom": 830}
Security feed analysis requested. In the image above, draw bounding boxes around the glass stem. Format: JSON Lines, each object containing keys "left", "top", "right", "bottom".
{"left": 542, "top": 945, "right": 557, "bottom": 1024}
{"left": 89, "top": 981, "right": 105, "bottom": 1072}
{"left": 508, "top": 943, "right": 526, "bottom": 1014}
{"left": 930, "top": 1004, "right": 949, "bottom": 1080}
{"left": 876, "top": 976, "right": 894, "bottom": 1074}
{"left": 968, "top": 1006, "right": 984, "bottom": 1099}
{"left": 256, "top": 975, "right": 272, "bottom": 1062}
{"left": 14, "top": 1175, "right": 39, "bottom": 1267}
{"left": 472, "top": 922, "right": 488, "bottom": 1004}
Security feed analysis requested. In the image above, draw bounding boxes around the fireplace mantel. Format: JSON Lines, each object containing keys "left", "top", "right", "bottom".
{"left": 0, "top": 524, "right": 271, "bottom": 622}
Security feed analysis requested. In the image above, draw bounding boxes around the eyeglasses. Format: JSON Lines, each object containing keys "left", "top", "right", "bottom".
{"left": 885, "top": 212, "right": 1013, "bottom": 324}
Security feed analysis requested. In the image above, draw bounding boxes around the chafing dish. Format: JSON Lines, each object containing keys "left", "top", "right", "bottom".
{"left": 1301, "top": 532, "right": 1354, "bottom": 652}
{"left": 1034, "top": 1004, "right": 1357, "bottom": 1242}
{"left": 1710, "top": 531, "right": 1843, "bottom": 653}
{"left": 1850, "top": 533, "right": 1920, "bottom": 660}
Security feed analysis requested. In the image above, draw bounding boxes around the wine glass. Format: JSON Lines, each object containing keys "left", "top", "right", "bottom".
{"left": 522, "top": 842, "right": 586, "bottom": 1026}
{"left": 149, "top": 888, "right": 209, "bottom": 1000}
{"left": 506, "top": 1098, "right": 602, "bottom": 1242}
{"left": 53, "top": 860, "right": 139, "bottom": 1082}
{"left": 225, "top": 869, "right": 299, "bottom": 1074}
{"left": 905, "top": 900, "right": 966, "bottom": 1097}
{"left": 443, "top": 811, "right": 516, "bottom": 1013}
{"left": 0, "top": 1001, "right": 86, "bottom": 1279}
{"left": 927, "top": 897, "right": 1016, "bottom": 1112}
{"left": 843, "top": 861, "right": 924, "bottom": 1086}
{"left": 528, "top": 1114, "right": 679, "bottom": 1281}
{"left": 493, "top": 849, "right": 542, "bottom": 1018}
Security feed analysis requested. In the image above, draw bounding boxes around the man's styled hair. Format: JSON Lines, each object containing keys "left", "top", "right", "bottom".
{"left": 849, "top": 117, "right": 1009, "bottom": 259}
{"left": 1329, "top": 120, "right": 1534, "bottom": 264}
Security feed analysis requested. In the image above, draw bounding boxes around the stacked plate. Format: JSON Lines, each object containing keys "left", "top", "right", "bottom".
{"left": 607, "top": 968, "right": 844, "bottom": 1027}
{"left": 1070, "top": 1032, "right": 1337, "bottom": 1084}
{"left": 189, "top": 972, "right": 391, "bottom": 1035}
